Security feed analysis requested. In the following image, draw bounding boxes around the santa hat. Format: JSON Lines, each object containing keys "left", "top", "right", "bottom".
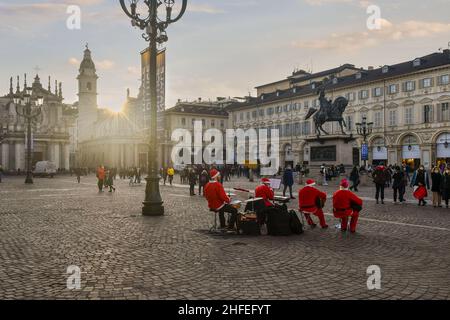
{"left": 340, "top": 179, "right": 349, "bottom": 189}
{"left": 306, "top": 179, "right": 316, "bottom": 187}
{"left": 210, "top": 169, "right": 220, "bottom": 180}
{"left": 261, "top": 178, "right": 271, "bottom": 185}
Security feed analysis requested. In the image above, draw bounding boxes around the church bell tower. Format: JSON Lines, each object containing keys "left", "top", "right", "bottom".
{"left": 77, "top": 44, "right": 98, "bottom": 142}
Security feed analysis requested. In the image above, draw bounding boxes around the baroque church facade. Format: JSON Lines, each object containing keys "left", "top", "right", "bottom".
{"left": 75, "top": 46, "right": 149, "bottom": 169}
{"left": 0, "top": 74, "right": 75, "bottom": 172}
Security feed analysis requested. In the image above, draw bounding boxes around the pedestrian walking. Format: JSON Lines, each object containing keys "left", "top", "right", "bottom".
{"left": 75, "top": 168, "right": 81, "bottom": 184}
{"left": 282, "top": 166, "right": 295, "bottom": 199}
{"left": 321, "top": 164, "right": 328, "bottom": 186}
{"left": 167, "top": 166, "right": 175, "bottom": 186}
{"left": 349, "top": 166, "right": 360, "bottom": 192}
{"left": 431, "top": 166, "right": 442, "bottom": 208}
{"left": 96, "top": 165, "right": 105, "bottom": 192}
{"left": 198, "top": 169, "right": 209, "bottom": 196}
{"left": 372, "top": 163, "right": 388, "bottom": 204}
{"left": 188, "top": 168, "right": 197, "bottom": 196}
{"left": 392, "top": 166, "right": 406, "bottom": 203}
{"left": 441, "top": 167, "right": 450, "bottom": 208}
{"left": 0, "top": 164, "right": 3, "bottom": 183}
{"left": 411, "top": 165, "right": 430, "bottom": 206}
{"left": 106, "top": 170, "right": 116, "bottom": 193}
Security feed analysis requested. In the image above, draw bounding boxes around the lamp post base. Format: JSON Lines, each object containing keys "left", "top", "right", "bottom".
{"left": 142, "top": 176, "right": 164, "bottom": 216}
{"left": 25, "top": 174, "right": 33, "bottom": 184}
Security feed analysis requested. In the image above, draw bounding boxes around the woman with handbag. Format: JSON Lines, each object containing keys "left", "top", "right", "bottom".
{"left": 411, "top": 165, "right": 430, "bottom": 206}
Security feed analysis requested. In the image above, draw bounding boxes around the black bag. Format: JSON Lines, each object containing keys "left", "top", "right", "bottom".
{"left": 266, "top": 208, "right": 292, "bottom": 236}
{"left": 351, "top": 203, "right": 363, "bottom": 212}
{"left": 240, "top": 220, "right": 261, "bottom": 236}
{"left": 289, "top": 210, "right": 303, "bottom": 235}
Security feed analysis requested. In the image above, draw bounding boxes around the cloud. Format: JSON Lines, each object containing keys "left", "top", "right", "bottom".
{"left": 187, "top": 4, "right": 225, "bottom": 14}
{"left": 68, "top": 58, "right": 80, "bottom": 65}
{"left": 127, "top": 66, "right": 140, "bottom": 75}
{"left": 304, "top": 0, "right": 354, "bottom": 5}
{"left": 96, "top": 60, "right": 115, "bottom": 70}
{"left": 291, "top": 19, "right": 450, "bottom": 52}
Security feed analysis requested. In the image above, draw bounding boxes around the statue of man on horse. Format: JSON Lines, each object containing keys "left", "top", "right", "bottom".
{"left": 305, "top": 84, "right": 349, "bottom": 137}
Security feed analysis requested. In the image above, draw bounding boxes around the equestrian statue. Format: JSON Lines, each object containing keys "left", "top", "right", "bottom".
{"left": 305, "top": 85, "right": 349, "bottom": 137}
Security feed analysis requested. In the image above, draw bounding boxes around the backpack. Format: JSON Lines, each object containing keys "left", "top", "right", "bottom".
{"left": 266, "top": 208, "right": 292, "bottom": 236}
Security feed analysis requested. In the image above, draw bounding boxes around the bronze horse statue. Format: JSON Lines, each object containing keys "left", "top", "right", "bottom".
{"left": 305, "top": 87, "right": 349, "bottom": 137}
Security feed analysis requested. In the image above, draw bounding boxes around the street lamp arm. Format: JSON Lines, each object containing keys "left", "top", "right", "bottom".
{"left": 119, "top": 0, "right": 135, "bottom": 20}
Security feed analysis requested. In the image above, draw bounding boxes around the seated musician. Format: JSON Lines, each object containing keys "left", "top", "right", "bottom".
{"left": 204, "top": 169, "right": 238, "bottom": 230}
{"left": 333, "top": 179, "right": 363, "bottom": 233}
{"left": 254, "top": 178, "right": 275, "bottom": 225}
{"left": 255, "top": 178, "right": 275, "bottom": 208}
{"left": 298, "top": 179, "right": 328, "bottom": 229}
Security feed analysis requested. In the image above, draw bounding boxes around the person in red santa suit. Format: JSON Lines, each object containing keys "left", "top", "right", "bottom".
{"left": 254, "top": 178, "right": 275, "bottom": 226}
{"left": 255, "top": 178, "right": 275, "bottom": 208}
{"left": 204, "top": 169, "right": 238, "bottom": 230}
{"left": 333, "top": 179, "right": 363, "bottom": 233}
{"left": 298, "top": 179, "right": 328, "bottom": 229}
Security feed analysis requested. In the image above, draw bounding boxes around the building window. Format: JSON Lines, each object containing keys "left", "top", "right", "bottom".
{"left": 284, "top": 123, "right": 291, "bottom": 136}
{"left": 294, "top": 122, "right": 301, "bottom": 135}
{"left": 302, "top": 121, "right": 311, "bottom": 136}
{"left": 304, "top": 101, "right": 309, "bottom": 110}
{"left": 374, "top": 112, "right": 382, "bottom": 127}
{"left": 423, "top": 105, "right": 433, "bottom": 123}
{"left": 421, "top": 78, "right": 433, "bottom": 88}
{"left": 439, "top": 75, "right": 450, "bottom": 85}
{"left": 346, "top": 115, "right": 353, "bottom": 131}
{"left": 192, "top": 118, "right": 196, "bottom": 127}
{"left": 220, "top": 120, "right": 225, "bottom": 128}
{"left": 405, "top": 107, "right": 414, "bottom": 125}
{"left": 211, "top": 120, "right": 215, "bottom": 127}
{"left": 403, "top": 81, "right": 416, "bottom": 92}
{"left": 359, "top": 90, "right": 369, "bottom": 100}
{"left": 259, "top": 109, "right": 264, "bottom": 117}
{"left": 233, "top": 114, "right": 237, "bottom": 123}
{"left": 246, "top": 112, "right": 250, "bottom": 120}
{"left": 202, "top": 119, "right": 206, "bottom": 126}
{"left": 252, "top": 110, "right": 257, "bottom": 119}
{"left": 389, "top": 110, "right": 397, "bottom": 126}
{"left": 268, "top": 108, "right": 274, "bottom": 115}
{"left": 239, "top": 113, "right": 244, "bottom": 121}
{"left": 413, "top": 58, "right": 421, "bottom": 67}
{"left": 441, "top": 103, "right": 450, "bottom": 121}
{"left": 283, "top": 105, "right": 288, "bottom": 113}
{"left": 388, "top": 84, "right": 398, "bottom": 94}
{"left": 181, "top": 118, "right": 186, "bottom": 126}
{"left": 373, "top": 87, "right": 383, "bottom": 97}
{"left": 346, "top": 92, "right": 355, "bottom": 101}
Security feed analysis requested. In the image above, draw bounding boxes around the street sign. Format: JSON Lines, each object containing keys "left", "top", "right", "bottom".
{"left": 361, "top": 143, "right": 369, "bottom": 161}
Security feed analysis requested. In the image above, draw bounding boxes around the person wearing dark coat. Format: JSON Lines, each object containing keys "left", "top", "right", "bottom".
{"left": 410, "top": 165, "right": 430, "bottom": 206}
{"left": 441, "top": 167, "right": 450, "bottom": 208}
{"left": 372, "top": 164, "right": 388, "bottom": 204}
{"left": 349, "top": 166, "right": 360, "bottom": 192}
{"left": 392, "top": 166, "right": 407, "bottom": 203}
{"left": 282, "top": 166, "right": 295, "bottom": 199}
{"left": 188, "top": 168, "right": 197, "bottom": 196}
{"left": 431, "top": 166, "right": 443, "bottom": 208}
{"left": 198, "top": 169, "right": 209, "bottom": 196}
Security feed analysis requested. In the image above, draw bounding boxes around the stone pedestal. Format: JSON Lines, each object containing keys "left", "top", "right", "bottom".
{"left": 306, "top": 135, "right": 356, "bottom": 168}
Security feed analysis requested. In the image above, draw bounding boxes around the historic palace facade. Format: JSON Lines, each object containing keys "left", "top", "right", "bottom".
{"left": 226, "top": 49, "right": 450, "bottom": 169}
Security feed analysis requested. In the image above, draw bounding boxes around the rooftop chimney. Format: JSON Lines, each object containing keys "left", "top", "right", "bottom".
{"left": 368, "top": 66, "right": 374, "bottom": 70}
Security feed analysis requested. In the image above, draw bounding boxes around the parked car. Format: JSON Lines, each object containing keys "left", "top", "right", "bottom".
{"left": 33, "top": 161, "right": 57, "bottom": 178}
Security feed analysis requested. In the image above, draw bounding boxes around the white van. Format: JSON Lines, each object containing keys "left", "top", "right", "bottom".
{"left": 33, "top": 161, "right": 57, "bottom": 178}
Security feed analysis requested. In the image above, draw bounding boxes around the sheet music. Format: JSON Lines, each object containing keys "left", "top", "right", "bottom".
{"left": 269, "top": 179, "right": 282, "bottom": 190}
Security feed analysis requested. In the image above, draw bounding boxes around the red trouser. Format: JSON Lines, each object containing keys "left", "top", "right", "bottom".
{"left": 303, "top": 208, "right": 327, "bottom": 228}
{"left": 340, "top": 211, "right": 359, "bottom": 232}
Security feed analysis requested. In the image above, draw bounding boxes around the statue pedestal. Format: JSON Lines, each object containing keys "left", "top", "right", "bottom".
{"left": 305, "top": 134, "right": 356, "bottom": 169}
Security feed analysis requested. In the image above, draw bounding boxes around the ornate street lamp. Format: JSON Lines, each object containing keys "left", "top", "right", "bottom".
{"left": 12, "top": 88, "right": 43, "bottom": 184}
{"left": 355, "top": 116, "right": 374, "bottom": 168}
{"left": 120, "top": 0, "right": 187, "bottom": 216}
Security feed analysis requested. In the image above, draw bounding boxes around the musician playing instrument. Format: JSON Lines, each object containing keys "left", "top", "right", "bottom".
{"left": 298, "top": 179, "right": 329, "bottom": 229}
{"left": 204, "top": 169, "right": 238, "bottom": 230}
{"left": 333, "top": 179, "right": 363, "bottom": 233}
{"left": 255, "top": 178, "right": 275, "bottom": 208}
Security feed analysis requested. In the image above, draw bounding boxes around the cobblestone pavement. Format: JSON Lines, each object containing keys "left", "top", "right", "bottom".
{"left": 0, "top": 175, "right": 449, "bottom": 300}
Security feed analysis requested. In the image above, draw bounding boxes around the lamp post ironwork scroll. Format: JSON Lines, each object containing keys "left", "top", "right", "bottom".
{"left": 12, "top": 88, "right": 43, "bottom": 184}
{"left": 120, "top": 0, "right": 187, "bottom": 216}
{"left": 355, "top": 116, "right": 373, "bottom": 168}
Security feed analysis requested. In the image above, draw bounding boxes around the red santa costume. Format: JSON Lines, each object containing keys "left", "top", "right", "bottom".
{"left": 204, "top": 169, "right": 237, "bottom": 229}
{"left": 255, "top": 178, "right": 275, "bottom": 207}
{"left": 298, "top": 179, "right": 328, "bottom": 229}
{"left": 333, "top": 179, "right": 363, "bottom": 233}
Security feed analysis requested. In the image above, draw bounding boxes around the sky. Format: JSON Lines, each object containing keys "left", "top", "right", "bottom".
{"left": 1, "top": 0, "right": 450, "bottom": 112}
